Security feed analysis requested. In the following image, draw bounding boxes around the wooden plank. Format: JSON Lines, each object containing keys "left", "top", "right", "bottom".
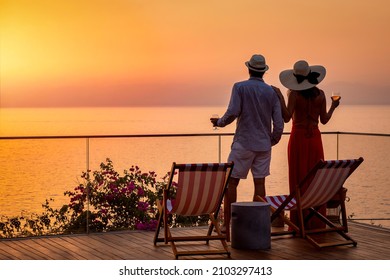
{"left": 58, "top": 235, "right": 116, "bottom": 260}
{"left": 48, "top": 235, "right": 100, "bottom": 260}
{"left": 0, "top": 222, "right": 389, "bottom": 260}
{"left": 86, "top": 233, "right": 140, "bottom": 259}
{"left": 27, "top": 238, "right": 77, "bottom": 260}
{"left": 117, "top": 231, "right": 164, "bottom": 259}
{"left": 0, "top": 241, "right": 37, "bottom": 260}
{"left": 0, "top": 244, "right": 25, "bottom": 260}
{"left": 11, "top": 239, "right": 56, "bottom": 260}
{"left": 0, "top": 248, "right": 12, "bottom": 259}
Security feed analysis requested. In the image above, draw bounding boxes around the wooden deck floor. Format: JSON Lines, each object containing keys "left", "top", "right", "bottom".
{"left": 0, "top": 222, "right": 389, "bottom": 260}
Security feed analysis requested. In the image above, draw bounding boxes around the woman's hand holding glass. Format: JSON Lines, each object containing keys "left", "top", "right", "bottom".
{"left": 331, "top": 92, "right": 341, "bottom": 108}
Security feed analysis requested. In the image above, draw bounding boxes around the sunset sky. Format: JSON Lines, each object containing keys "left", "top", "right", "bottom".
{"left": 1, "top": 0, "right": 389, "bottom": 107}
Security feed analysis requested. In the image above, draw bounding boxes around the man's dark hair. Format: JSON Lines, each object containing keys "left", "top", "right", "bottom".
{"left": 249, "top": 69, "right": 265, "bottom": 78}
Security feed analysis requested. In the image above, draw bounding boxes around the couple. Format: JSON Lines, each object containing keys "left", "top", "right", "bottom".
{"left": 210, "top": 54, "right": 340, "bottom": 231}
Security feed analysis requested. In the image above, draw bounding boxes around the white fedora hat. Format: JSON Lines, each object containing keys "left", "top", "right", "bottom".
{"left": 245, "top": 54, "right": 269, "bottom": 72}
{"left": 279, "top": 60, "right": 326, "bottom": 90}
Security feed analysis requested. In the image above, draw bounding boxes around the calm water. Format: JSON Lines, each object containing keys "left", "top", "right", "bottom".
{"left": 0, "top": 105, "right": 389, "bottom": 228}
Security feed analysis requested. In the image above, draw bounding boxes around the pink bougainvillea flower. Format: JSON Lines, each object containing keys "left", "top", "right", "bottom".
{"left": 135, "top": 222, "right": 146, "bottom": 230}
{"left": 137, "top": 187, "right": 145, "bottom": 196}
{"left": 137, "top": 201, "right": 149, "bottom": 212}
{"left": 126, "top": 182, "right": 135, "bottom": 192}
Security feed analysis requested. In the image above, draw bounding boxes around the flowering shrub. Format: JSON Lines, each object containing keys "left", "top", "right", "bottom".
{"left": 63, "top": 158, "right": 166, "bottom": 233}
{"left": 0, "top": 199, "right": 69, "bottom": 238}
{"left": 0, "top": 158, "right": 211, "bottom": 238}
{"left": 0, "top": 159, "right": 166, "bottom": 238}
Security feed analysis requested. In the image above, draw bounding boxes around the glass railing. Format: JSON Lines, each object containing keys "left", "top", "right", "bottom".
{"left": 1, "top": 131, "right": 389, "bottom": 237}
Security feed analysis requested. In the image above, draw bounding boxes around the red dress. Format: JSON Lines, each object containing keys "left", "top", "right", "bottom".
{"left": 287, "top": 88, "right": 326, "bottom": 229}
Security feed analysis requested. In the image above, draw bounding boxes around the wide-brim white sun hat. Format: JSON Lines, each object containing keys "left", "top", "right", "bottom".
{"left": 279, "top": 60, "right": 326, "bottom": 90}
{"left": 245, "top": 54, "right": 269, "bottom": 72}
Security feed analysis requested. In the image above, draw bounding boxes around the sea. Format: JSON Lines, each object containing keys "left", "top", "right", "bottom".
{"left": 0, "top": 105, "right": 389, "bottom": 228}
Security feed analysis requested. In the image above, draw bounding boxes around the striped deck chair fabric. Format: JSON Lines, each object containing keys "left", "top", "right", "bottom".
{"left": 260, "top": 157, "right": 364, "bottom": 249}
{"left": 265, "top": 159, "right": 356, "bottom": 211}
{"left": 154, "top": 162, "right": 234, "bottom": 259}
{"left": 169, "top": 163, "right": 229, "bottom": 216}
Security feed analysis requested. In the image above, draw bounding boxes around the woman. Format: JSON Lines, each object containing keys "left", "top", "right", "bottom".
{"left": 274, "top": 60, "right": 340, "bottom": 229}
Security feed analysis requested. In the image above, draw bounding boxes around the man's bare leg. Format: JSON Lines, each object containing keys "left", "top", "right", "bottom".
{"left": 222, "top": 177, "right": 240, "bottom": 233}
{"left": 253, "top": 177, "right": 265, "bottom": 200}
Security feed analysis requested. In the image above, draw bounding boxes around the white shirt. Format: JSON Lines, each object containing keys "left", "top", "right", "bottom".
{"left": 218, "top": 77, "right": 284, "bottom": 151}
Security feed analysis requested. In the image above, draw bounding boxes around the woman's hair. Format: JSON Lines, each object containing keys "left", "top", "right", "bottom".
{"left": 249, "top": 69, "right": 265, "bottom": 78}
{"left": 299, "top": 87, "right": 320, "bottom": 99}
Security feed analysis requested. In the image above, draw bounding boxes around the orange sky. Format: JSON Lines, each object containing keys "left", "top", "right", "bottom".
{"left": 1, "top": 0, "right": 389, "bottom": 107}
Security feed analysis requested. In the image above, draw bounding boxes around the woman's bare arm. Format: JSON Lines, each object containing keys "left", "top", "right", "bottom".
{"left": 320, "top": 91, "right": 340, "bottom": 124}
{"left": 272, "top": 86, "right": 294, "bottom": 123}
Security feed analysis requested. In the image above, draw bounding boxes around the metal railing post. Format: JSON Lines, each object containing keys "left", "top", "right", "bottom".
{"left": 218, "top": 135, "right": 222, "bottom": 163}
{"left": 86, "top": 137, "right": 90, "bottom": 234}
{"left": 337, "top": 132, "right": 339, "bottom": 160}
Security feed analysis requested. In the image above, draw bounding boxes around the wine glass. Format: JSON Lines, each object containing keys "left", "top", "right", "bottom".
{"left": 331, "top": 92, "right": 341, "bottom": 101}
{"left": 210, "top": 114, "right": 219, "bottom": 130}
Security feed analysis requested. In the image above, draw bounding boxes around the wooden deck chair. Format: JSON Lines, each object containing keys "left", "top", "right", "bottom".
{"left": 153, "top": 162, "right": 234, "bottom": 259}
{"left": 257, "top": 157, "right": 364, "bottom": 249}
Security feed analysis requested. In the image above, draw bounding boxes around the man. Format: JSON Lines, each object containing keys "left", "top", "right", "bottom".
{"left": 210, "top": 54, "right": 284, "bottom": 231}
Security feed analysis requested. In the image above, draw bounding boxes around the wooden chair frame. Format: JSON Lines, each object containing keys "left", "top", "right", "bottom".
{"left": 257, "top": 157, "right": 364, "bottom": 248}
{"left": 153, "top": 162, "right": 234, "bottom": 259}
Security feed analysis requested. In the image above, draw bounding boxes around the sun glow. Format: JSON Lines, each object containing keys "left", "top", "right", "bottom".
{"left": 1, "top": 0, "right": 390, "bottom": 107}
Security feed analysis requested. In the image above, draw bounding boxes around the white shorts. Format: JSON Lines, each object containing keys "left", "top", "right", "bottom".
{"left": 228, "top": 142, "right": 271, "bottom": 179}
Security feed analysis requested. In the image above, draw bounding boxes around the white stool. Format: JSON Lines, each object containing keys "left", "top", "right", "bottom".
{"left": 231, "top": 201, "right": 271, "bottom": 250}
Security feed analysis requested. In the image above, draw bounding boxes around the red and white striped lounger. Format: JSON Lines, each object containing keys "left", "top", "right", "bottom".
{"left": 154, "top": 162, "right": 234, "bottom": 259}
{"left": 257, "top": 157, "right": 364, "bottom": 249}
